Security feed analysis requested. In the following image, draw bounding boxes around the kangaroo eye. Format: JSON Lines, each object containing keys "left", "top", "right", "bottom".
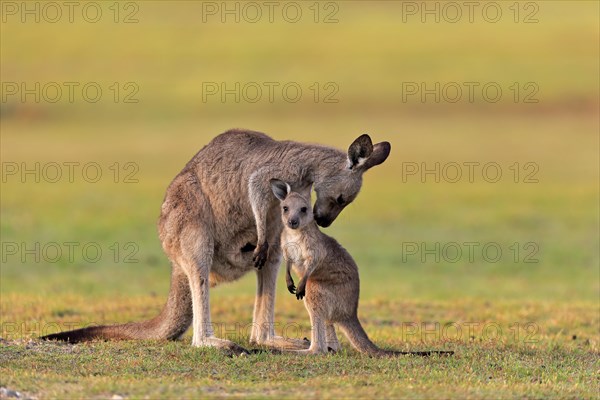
{"left": 300, "top": 207, "right": 307, "bottom": 213}
{"left": 336, "top": 195, "right": 344, "bottom": 205}
{"left": 283, "top": 206, "right": 289, "bottom": 212}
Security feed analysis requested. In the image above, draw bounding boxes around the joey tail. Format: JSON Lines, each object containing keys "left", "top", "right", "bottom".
{"left": 41, "top": 266, "right": 192, "bottom": 343}
{"left": 338, "top": 318, "right": 454, "bottom": 357}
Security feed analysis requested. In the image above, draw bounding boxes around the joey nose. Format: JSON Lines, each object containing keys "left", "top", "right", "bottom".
{"left": 288, "top": 219, "right": 299, "bottom": 229}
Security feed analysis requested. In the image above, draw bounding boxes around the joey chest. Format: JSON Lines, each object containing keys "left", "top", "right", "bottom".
{"left": 281, "top": 229, "right": 317, "bottom": 275}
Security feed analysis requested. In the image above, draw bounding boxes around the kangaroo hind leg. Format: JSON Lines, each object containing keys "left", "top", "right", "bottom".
{"left": 326, "top": 324, "right": 340, "bottom": 353}
{"left": 251, "top": 231, "right": 309, "bottom": 350}
{"left": 162, "top": 175, "right": 248, "bottom": 356}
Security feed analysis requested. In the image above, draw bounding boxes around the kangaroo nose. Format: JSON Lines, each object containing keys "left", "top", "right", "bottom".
{"left": 288, "top": 219, "right": 299, "bottom": 229}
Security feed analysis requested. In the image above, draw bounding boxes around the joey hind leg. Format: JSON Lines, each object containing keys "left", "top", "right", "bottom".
{"left": 288, "top": 311, "right": 328, "bottom": 355}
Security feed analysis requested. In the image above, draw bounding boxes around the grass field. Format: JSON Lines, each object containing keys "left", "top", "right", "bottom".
{"left": 1, "top": 1, "right": 599, "bottom": 399}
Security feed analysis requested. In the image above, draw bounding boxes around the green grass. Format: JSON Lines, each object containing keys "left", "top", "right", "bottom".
{"left": 1, "top": 296, "right": 598, "bottom": 399}
{"left": 1, "top": 1, "right": 599, "bottom": 399}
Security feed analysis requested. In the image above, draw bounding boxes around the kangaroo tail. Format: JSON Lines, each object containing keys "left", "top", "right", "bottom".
{"left": 338, "top": 317, "right": 454, "bottom": 357}
{"left": 41, "top": 266, "right": 192, "bottom": 343}
{"left": 338, "top": 317, "right": 387, "bottom": 356}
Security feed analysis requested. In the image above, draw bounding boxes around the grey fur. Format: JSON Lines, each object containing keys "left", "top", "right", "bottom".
{"left": 276, "top": 182, "right": 453, "bottom": 357}
{"left": 41, "top": 129, "right": 390, "bottom": 353}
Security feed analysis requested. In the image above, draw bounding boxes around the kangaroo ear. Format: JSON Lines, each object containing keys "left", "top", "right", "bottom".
{"left": 362, "top": 141, "right": 391, "bottom": 170}
{"left": 270, "top": 179, "right": 290, "bottom": 201}
{"left": 296, "top": 181, "right": 313, "bottom": 200}
{"left": 347, "top": 134, "right": 373, "bottom": 169}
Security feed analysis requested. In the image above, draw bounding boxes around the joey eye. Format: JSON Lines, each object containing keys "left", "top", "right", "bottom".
{"left": 300, "top": 207, "right": 307, "bottom": 213}
{"left": 336, "top": 195, "right": 344, "bottom": 205}
{"left": 283, "top": 206, "right": 289, "bottom": 212}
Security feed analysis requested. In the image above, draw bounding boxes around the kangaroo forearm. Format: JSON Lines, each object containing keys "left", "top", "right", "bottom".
{"left": 249, "top": 198, "right": 268, "bottom": 245}
{"left": 249, "top": 164, "right": 311, "bottom": 243}
{"left": 248, "top": 168, "right": 281, "bottom": 244}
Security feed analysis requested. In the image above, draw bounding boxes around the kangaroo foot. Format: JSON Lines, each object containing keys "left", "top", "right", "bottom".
{"left": 288, "top": 347, "right": 330, "bottom": 356}
{"left": 192, "top": 337, "right": 249, "bottom": 356}
{"left": 248, "top": 348, "right": 282, "bottom": 355}
{"left": 251, "top": 336, "right": 310, "bottom": 350}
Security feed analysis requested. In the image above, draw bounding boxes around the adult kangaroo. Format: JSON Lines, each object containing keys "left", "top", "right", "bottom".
{"left": 42, "top": 129, "right": 391, "bottom": 354}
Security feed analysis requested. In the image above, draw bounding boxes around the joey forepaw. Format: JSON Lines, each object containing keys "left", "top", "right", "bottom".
{"left": 286, "top": 273, "right": 296, "bottom": 294}
{"left": 296, "top": 278, "right": 306, "bottom": 300}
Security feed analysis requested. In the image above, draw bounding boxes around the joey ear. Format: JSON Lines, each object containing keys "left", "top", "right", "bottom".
{"left": 347, "top": 134, "right": 373, "bottom": 169}
{"left": 362, "top": 141, "right": 391, "bottom": 170}
{"left": 270, "top": 179, "right": 290, "bottom": 201}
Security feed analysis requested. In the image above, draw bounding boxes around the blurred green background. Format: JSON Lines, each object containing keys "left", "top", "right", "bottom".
{"left": 1, "top": 0, "right": 598, "bottom": 312}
